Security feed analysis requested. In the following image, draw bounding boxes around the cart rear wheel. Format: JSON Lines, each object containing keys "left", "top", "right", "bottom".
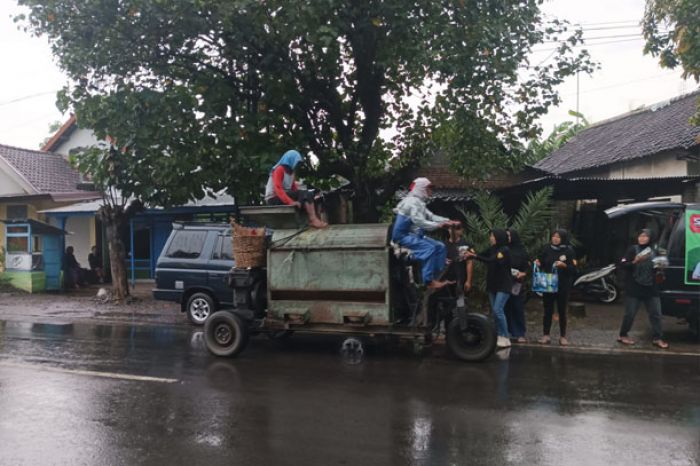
{"left": 446, "top": 313, "right": 496, "bottom": 362}
{"left": 204, "top": 311, "right": 249, "bottom": 357}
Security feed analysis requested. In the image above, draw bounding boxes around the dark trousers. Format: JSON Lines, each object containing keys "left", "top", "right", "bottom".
{"left": 619, "top": 296, "right": 663, "bottom": 340}
{"left": 505, "top": 293, "right": 527, "bottom": 338}
{"left": 542, "top": 287, "right": 570, "bottom": 337}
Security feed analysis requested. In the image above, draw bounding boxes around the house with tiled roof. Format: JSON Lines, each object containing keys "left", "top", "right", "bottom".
{"left": 41, "top": 114, "right": 101, "bottom": 155}
{"left": 533, "top": 90, "right": 700, "bottom": 181}
{"left": 499, "top": 89, "right": 700, "bottom": 265}
{"left": 0, "top": 143, "right": 100, "bottom": 290}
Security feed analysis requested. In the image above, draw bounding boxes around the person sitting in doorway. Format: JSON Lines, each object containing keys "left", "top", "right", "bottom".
{"left": 391, "top": 177, "right": 461, "bottom": 289}
{"left": 88, "top": 246, "right": 105, "bottom": 284}
{"left": 264, "top": 150, "right": 328, "bottom": 228}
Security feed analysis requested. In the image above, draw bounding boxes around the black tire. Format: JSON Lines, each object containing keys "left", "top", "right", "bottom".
{"left": 599, "top": 283, "right": 619, "bottom": 304}
{"left": 186, "top": 292, "right": 216, "bottom": 325}
{"left": 204, "top": 311, "right": 250, "bottom": 357}
{"left": 446, "top": 313, "right": 497, "bottom": 362}
{"left": 689, "top": 316, "right": 700, "bottom": 342}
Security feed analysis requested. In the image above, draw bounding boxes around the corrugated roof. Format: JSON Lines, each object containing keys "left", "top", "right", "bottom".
{"left": 0, "top": 143, "right": 82, "bottom": 193}
{"left": 534, "top": 90, "right": 700, "bottom": 175}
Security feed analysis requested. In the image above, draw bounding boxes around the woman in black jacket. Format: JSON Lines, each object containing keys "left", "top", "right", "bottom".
{"left": 466, "top": 229, "right": 513, "bottom": 349}
{"left": 535, "top": 229, "right": 576, "bottom": 346}
{"left": 617, "top": 229, "right": 668, "bottom": 349}
{"left": 505, "top": 229, "right": 528, "bottom": 343}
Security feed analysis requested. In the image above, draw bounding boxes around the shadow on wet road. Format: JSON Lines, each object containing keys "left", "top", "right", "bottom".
{"left": 0, "top": 319, "right": 699, "bottom": 465}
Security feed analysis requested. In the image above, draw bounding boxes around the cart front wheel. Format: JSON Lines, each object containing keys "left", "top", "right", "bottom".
{"left": 204, "top": 311, "right": 249, "bottom": 357}
{"left": 446, "top": 313, "right": 496, "bottom": 362}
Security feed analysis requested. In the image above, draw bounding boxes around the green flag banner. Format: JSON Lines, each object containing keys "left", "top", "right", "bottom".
{"left": 686, "top": 209, "right": 700, "bottom": 285}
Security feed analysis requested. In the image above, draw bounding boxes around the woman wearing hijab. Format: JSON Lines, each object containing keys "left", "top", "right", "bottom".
{"left": 535, "top": 229, "right": 576, "bottom": 346}
{"left": 265, "top": 149, "right": 327, "bottom": 228}
{"left": 505, "top": 229, "right": 528, "bottom": 343}
{"left": 466, "top": 229, "right": 513, "bottom": 348}
{"left": 617, "top": 229, "right": 668, "bottom": 349}
{"left": 391, "top": 177, "right": 461, "bottom": 289}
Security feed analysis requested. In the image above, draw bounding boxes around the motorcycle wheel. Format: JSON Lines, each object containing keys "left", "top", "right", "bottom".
{"left": 599, "top": 283, "right": 619, "bottom": 303}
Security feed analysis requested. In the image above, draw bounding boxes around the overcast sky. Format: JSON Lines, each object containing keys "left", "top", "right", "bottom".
{"left": 0, "top": 0, "right": 696, "bottom": 150}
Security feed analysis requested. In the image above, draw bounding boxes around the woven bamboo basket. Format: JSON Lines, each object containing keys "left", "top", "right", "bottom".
{"left": 231, "top": 221, "right": 266, "bottom": 268}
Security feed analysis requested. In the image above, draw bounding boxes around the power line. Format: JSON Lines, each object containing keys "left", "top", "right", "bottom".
{"left": 579, "top": 25, "right": 641, "bottom": 31}
{"left": 531, "top": 37, "right": 644, "bottom": 53}
{"left": 0, "top": 91, "right": 59, "bottom": 107}
{"left": 561, "top": 71, "right": 681, "bottom": 97}
{"left": 575, "top": 20, "right": 639, "bottom": 26}
{"left": 540, "top": 33, "right": 645, "bottom": 44}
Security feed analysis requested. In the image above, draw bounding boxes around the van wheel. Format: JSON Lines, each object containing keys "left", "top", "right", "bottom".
{"left": 204, "top": 311, "right": 249, "bottom": 357}
{"left": 187, "top": 292, "right": 216, "bottom": 325}
{"left": 689, "top": 317, "right": 700, "bottom": 342}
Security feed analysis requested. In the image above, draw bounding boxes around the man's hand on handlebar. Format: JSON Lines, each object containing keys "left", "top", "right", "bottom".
{"left": 440, "top": 220, "right": 461, "bottom": 229}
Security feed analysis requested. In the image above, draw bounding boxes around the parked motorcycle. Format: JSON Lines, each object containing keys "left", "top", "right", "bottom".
{"left": 573, "top": 263, "right": 619, "bottom": 303}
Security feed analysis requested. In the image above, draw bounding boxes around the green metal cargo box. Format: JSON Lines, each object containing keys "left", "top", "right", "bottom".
{"left": 267, "top": 224, "right": 391, "bottom": 326}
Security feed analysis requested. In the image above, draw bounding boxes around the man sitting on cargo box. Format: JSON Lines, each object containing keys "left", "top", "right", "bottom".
{"left": 264, "top": 150, "right": 328, "bottom": 229}
{"left": 391, "top": 177, "right": 460, "bottom": 289}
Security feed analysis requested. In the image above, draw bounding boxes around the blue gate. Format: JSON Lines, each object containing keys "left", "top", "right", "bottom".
{"left": 43, "top": 234, "right": 62, "bottom": 290}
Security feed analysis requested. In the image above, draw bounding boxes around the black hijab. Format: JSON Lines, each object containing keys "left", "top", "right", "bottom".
{"left": 508, "top": 228, "right": 528, "bottom": 269}
{"left": 637, "top": 228, "right": 654, "bottom": 246}
{"left": 491, "top": 229, "right": 509, "bottom": 248}
{"left": 550, "top": 228, "right": 570, "bottom": 251}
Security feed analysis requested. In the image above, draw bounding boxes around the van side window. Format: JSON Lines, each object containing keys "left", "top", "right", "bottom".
{"left": 165, "top": 231, "right": 207, "bottom": 258}
{"left": 667, "top": 215, "right": 685, "bottom": 259}
{"left": 212, "top": 235, "right": 233, "bottom": 260}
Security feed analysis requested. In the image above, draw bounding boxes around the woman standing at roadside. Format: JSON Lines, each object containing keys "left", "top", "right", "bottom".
{"left": 617, "top": 229, "right": 668, "bottom": 349}
{"left": 466, "top": 229, "right": 512, "bottom": 349}
{"left": 505, "top": 229, "right": 528, "bottom": 343}
{"left": 535, "top": 229, "right": 576, "bottom": 346}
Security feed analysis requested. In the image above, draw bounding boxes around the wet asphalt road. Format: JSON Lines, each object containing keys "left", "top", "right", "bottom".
{"left": 0, "top": 320, "right": 699, "bottom": 466}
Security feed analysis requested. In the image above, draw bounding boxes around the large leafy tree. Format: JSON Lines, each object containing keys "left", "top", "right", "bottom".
{"left": 17, "top": 0, "right": 593, "bottom": 223}
{"left": 643, "top": 0, "right": 700, "bottom": 123}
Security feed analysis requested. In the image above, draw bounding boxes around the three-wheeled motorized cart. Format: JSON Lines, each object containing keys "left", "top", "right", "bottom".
{"left": 203, "top": 206, "right": 497, "bottom": 362}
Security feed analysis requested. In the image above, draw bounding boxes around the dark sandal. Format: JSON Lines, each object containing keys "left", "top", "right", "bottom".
{"left": 652, "top": 339, "right": 669, "bottom": 349}
{"left": 617, "top": 337, "right": 635, "bottom": 346}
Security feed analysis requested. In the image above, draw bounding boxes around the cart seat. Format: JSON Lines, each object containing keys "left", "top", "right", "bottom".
{"left": 390, "top": 241, "right": 423, "bottom": 284}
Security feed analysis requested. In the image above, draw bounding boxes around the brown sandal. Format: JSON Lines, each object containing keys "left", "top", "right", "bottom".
{"left": 652, "top": 339, "right": 669, "bottom": 349}
{"left": 617, "top": 337, "right": 636, "bottom": 346}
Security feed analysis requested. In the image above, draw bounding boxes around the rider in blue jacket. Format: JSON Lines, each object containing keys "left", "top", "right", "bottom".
{"left": 391, "top": 177, "right": 460, "bottom": 289}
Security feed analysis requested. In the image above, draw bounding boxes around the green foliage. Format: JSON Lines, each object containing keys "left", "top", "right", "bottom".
{"left": 526, "top": 111, "right": 589, "bottom": 164}
{"left": 643, "top": 0, "right": 700, "bottom": 124}
{"left": 457, "top": 187, "right": 555, "bottom": 291}
{"left": 17, "top": 1, "right": 594, "bottom": 219}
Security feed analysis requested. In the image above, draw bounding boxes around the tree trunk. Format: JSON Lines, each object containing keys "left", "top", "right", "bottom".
{"left": 352, "top": 178, "right": 380, "bottom": 223}
{"left": 101, "top": 206, "right": 129, "bottom": 302}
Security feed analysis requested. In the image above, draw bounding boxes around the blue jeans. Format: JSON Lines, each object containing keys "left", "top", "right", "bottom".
{"left": 489, "top": 292, "right": 510, "bottom": 337}
{"left": 395, "top": 234, "right": 447, "bottom": 283}
{"left": 620, "top": 296, "right": 663, "bottom": 340}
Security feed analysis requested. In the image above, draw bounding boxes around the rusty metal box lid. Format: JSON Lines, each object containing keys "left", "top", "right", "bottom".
{"left": 270, "top": 224, "right": 390, "bottom": 250}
